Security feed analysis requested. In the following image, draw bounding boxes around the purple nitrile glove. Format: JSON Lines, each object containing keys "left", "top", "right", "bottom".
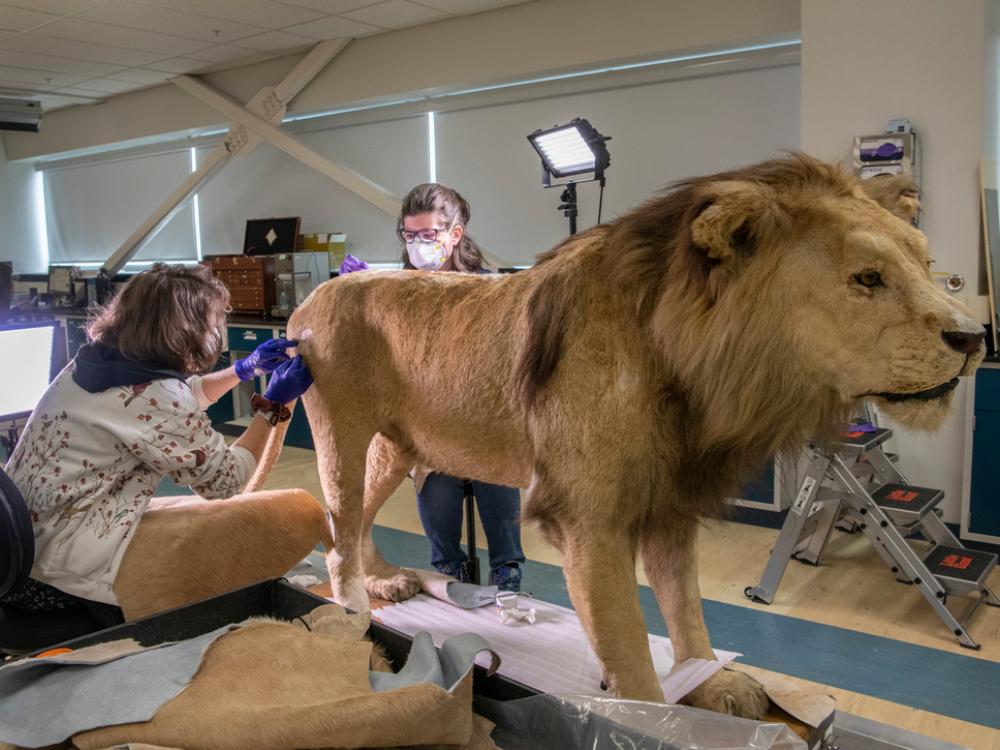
{"left": 264, "top": 355, "right": 312, "bottom": 403}
{"left": 234, "top": 338, "right": 295, "bottom": 382}
{"left": 339, "top": 254, "right": 369, "bottom": 275}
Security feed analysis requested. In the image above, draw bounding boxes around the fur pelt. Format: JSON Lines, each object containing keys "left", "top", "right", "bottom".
{"left": 72, "top": 618, "right": 496, "bottom": 750}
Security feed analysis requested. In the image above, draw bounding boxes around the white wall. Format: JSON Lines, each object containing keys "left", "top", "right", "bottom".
{"left": 801, "top": 0, "right": 988, "bottom": 523}
{"left": 986, "top": 0, "right": 1000, "bottom": 164}
{"left": 184, "top": 63, "right": 800, "bottom": 267}
{"left": 438, "top": 65, "right": 801, "bottom": 263}
{"left": 0, "top": 139, "right": 45, "bottom": 274}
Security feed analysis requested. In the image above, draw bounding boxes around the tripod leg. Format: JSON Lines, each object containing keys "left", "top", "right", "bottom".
{"left": 462, "top": 480, "right": 481, "bottom": 585}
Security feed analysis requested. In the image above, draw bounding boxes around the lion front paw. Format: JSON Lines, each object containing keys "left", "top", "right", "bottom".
{"left": 365, "top": 569, "right": 422, "bottom": 602}
{"left": 685, "top": 668, "right": 769, "bottom": 719}
{"left": 330, "top": 579, "right": 371, "bottom": 614}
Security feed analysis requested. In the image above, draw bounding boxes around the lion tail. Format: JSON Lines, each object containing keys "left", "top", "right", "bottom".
{"left": 243, "top": 399, "right": 295, "bottom": 493}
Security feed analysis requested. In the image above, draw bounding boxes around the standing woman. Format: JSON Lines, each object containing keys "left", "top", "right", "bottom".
{"left": 1, "top": 263, "right": 325, "bottom": 623}
{"left": 397, "top": 183, "right": 526, "bottom": 590}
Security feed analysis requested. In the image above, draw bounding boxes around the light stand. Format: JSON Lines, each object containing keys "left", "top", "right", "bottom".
{"left": 460, "top": 479, "right": 480, "bottom": 585}
{"left": 559, "top": 182, "right": 578, "bottom": 236}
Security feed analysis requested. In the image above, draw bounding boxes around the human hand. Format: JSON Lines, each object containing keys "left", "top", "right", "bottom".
{"left": 339, "top": 254, "right": 369, "bottom": 274}
{"left": 264, "top": 355, "right": 312, "bottom": 404}
{"left": 234, "top": 338, "right": 296, "bottom": 381}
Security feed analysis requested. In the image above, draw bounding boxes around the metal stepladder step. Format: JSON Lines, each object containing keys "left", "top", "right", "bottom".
{"left": 745, "top": 426, "right": 1000, "bottom": 649}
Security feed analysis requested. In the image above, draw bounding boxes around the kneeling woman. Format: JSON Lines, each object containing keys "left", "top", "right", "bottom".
{"left": 2, "top": 264, "right": 324, "bottom": 623}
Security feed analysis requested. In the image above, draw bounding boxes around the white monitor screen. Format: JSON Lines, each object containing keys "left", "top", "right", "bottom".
{"left": 0, "top": 325, "right": 54, "bottom": 419}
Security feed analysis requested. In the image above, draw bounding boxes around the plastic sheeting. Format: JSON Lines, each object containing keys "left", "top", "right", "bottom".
{"left": 477, "top": 694, "right": 807, "bottom": 750}
{"left": 375, "top": 594, "right": 738, "bottom": 700}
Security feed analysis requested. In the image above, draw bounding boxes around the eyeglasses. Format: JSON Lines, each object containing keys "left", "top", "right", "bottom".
{"left": 397, "top": 227, "right": 450, "bottom": 244}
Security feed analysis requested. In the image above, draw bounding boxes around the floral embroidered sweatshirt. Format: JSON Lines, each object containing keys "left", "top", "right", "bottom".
{"left": 5, "top": 362, "right": 256, "bottom": 605}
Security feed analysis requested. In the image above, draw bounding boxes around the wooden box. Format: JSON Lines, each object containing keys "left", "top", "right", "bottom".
{"left": 244, "top": 217, "right": 301, "bottom": 256}
{"left": 204, "top": 255, "right": 275, "bottom": 316}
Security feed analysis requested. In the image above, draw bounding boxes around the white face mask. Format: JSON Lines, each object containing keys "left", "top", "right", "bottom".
{"left": 405, "top": 220, "right": 456, "bottom": 271}
{"left": 406, "top": 238, "right": 449, "bottom": 271}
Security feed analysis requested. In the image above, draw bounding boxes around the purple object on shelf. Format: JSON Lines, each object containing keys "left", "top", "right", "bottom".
{"left": 339, "top": 254, "right": 369, "bottom": 275}
{"left": 847, "top": 422, "right": 877, "bottom": 433}
{"left": 860, "top": 141, "right": 904, "bottom": 162}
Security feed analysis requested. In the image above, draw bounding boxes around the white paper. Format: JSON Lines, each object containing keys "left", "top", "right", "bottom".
{"left": 373, "top": 593, "right": 739, "bottom": 700}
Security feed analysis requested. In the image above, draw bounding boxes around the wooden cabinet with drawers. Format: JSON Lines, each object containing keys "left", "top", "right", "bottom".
{"left": 204, "top": 255, "right": 275, "bottom": 316}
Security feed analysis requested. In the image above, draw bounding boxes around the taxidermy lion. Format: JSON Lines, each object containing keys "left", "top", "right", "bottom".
{"left": 115, "top": 156, "right": 981, "bottom": 719}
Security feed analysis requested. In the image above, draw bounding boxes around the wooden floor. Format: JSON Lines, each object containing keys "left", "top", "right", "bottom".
{"left": 263, "top": 445, "right": 1000, "bottom": 749}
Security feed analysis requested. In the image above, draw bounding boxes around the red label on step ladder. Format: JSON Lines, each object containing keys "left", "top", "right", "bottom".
{"left": 887, "top": 489, "right": 919, "bottom": 503}
{"left": 844, "top": 431, "right": 865, "bottom": 439}
{"left": 940, "top": 554, "right": 973, "bottom": 570}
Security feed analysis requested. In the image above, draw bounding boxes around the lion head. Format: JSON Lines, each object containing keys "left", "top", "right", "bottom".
{"left": 607, "top": 155, "right": 984, "bottom": 451}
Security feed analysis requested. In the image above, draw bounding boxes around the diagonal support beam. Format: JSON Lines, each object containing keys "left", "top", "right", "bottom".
{"left": 102, "top": 39, "right": 350, "bottom": 276}
{"left": 103, "top": 145, "right": 231, "bottom": 277}
{"left": 171, "top": 73, "right": 401, "bottom": 217}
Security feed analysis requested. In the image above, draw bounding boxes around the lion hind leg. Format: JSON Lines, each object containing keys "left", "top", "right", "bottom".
{"left": 560, "top": 526, "right": 663, "bottom": 703}
{"left": 362, "top": 433, "right": 421, "bottom": 602}
{"left": 641, "top": 520, "right": 768, "bottom": 719}
{"left": 306, "top": 396, "right": 373, "bottom": 613}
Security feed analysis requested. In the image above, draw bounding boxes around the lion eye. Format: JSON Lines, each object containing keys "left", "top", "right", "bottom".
{"left": 854, "top": 270, "right": 884, "bottom": 288}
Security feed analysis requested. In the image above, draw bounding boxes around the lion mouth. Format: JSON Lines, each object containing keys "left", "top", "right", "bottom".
{"left": 870, "top": 378, "right": 960, "bottom": 403}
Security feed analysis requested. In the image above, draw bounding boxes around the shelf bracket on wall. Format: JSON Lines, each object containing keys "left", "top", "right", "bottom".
{"left": 102, "top": 38, "right": 359, "bottom": 277}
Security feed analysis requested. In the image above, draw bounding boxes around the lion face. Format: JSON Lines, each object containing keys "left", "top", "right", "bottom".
{"left": 769, "top": 195, "right": 983, "bottom": 430}
{"left": 687, "top": 171, "right": 984, "bottom": 432}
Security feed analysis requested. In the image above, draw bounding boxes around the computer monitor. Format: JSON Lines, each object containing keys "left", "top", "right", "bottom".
{"left": 0, "top": 322, "right": 58, "bottom": 421}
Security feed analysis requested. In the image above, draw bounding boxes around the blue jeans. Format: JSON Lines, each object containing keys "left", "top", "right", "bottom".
{"left": 416, "top": 473, "right": 525, "bottom": 580}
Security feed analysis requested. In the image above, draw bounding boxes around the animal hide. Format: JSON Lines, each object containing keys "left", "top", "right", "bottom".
{"left": 71, "top": 618, "right": 496, "bottom": 750}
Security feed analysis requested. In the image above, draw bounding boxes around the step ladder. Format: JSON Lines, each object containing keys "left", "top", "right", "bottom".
{"left": 745, "top": 426, "right": 1000, "bottom": 649}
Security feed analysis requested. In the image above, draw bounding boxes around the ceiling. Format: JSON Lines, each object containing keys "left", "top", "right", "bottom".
{"left": 0, "top": 0, "right": 531, "bottom": 112}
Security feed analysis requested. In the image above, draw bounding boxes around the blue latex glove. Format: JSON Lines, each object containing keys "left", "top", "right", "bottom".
{"left": 264, "top": 355, "right": 313, "bottom": 403}
{"left": 339, "top": 254, "right": 369, "bottom": 274}
{"left": 234, "top": 338, "right": 295, "bottom": 381}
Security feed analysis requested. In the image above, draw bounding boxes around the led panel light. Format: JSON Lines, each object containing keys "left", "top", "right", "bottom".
{"left": 527, "top": 118, "right": 610, "bottom": 180}
{"left": 533, "top": 127, "right": 595, "bottom": 174}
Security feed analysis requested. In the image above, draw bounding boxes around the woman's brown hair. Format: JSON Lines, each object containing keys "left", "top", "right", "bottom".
{"left": 85, "top": 263, "right": 230, "bottom": 375}
{"left": 398, "top": 183, "right": 487, "bottom": 272}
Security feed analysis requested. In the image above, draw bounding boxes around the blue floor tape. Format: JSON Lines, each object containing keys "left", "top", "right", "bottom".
{"left": 371, "top": 524, "right": 1000, "bottom": 729}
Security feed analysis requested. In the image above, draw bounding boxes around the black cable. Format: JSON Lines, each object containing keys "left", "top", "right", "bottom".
{"left": 597, "top": 178, "right": 606, "bottom": 224}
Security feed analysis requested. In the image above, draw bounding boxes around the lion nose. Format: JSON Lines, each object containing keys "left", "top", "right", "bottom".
{"left": 942, "top": 329, "right": 986, "bottom": 355}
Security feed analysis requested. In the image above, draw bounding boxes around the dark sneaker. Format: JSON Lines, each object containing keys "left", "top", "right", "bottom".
{"left": 436, "top": 563, "right": 472, "bottom": 583}
{"left": 489, "top": 564, "right": 522, "bottom": 592}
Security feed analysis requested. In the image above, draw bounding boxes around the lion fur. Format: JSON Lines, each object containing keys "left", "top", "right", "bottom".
{"left": 258, "top": 153, "right": 982, "bottom": 717}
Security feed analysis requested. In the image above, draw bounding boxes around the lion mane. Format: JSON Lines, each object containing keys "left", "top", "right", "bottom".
{"left": 518, "top": 155, "right": 890, "bottom": 518}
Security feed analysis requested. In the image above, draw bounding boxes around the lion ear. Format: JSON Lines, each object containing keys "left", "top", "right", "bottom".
{"left": 689, "top": 181, "right": 782, "bottom": 263}
{"left": 860, "top": 174, "right": 920, "bottom": 224}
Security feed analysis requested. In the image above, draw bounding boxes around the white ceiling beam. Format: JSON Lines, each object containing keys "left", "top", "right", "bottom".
{"left": 103, "top": 145, "right": 231, "bottom": 277}
{"left": 171, "top": 72, "right": 401, "bottom": 217}
{"left": 273, "top": 38, "right": 350, "bottom": 106}
{"left": 235, "top": 38, "right": 350, "bottom": 157}
{"left": 102, "top": 39, "right": 351, "bottom": 276}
